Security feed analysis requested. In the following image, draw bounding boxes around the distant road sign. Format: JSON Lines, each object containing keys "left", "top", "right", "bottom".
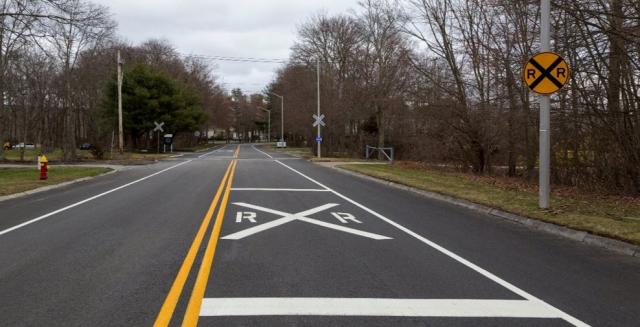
{"left": 312, "top": 114, "right": 326, "bottom": 127}
{"left": 523, "top": 52, "right": 569, "bottom": 95}
{"left": 153, "top": 121, "right": 165, "bottom": 132}
{"left": 316, "top": 136, "right": 322, "bottom": 143}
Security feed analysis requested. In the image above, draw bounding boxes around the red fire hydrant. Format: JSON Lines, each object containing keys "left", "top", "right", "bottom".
{"left": 39, "top": 155, "right": 48, "bottom": 180}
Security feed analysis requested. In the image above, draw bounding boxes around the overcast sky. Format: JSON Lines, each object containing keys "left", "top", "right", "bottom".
{"left": 93, "top": 0, "right": 361, "bottom": 94}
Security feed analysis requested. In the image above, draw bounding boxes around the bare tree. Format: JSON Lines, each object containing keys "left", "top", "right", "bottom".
{"left": 45, "top": 0, "right": 114, "bottom": 160}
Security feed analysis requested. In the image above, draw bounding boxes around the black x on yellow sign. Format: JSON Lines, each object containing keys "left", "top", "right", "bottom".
{"left": 523, "top": 52, "right": 569, "bottom": 95}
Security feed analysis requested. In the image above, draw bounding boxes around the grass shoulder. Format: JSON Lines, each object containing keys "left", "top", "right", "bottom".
{"left": 0, "top": 167, "right": 112, "bottom": 196}
{"left": 338, "top": 163, "right": 640, "bottom": 245}
{"left": 269, "top": 145, "right": 370, "bottom": 162}
{"left": 3, "top": 149, "right": 92, "bottom": 161}
{"left": 1, "top": 148, "right": 173, "bottom": 164}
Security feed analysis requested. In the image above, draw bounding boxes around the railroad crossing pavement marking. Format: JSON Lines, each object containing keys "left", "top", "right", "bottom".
{"left": 266, "top": 159, "right": 589, "bottom": 326}
{"left": 186, "top": 146, "right": 589, "bottom": 326}
{"left": 221, "top": 202, "right": 392, "bottom": 240}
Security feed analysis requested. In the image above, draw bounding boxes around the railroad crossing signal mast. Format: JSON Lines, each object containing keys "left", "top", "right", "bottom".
{"left": 523, "top": 0, "right": 570, "bottom": 209}
{"left": 316, "top": 57, "right": 321, "bottom": 159}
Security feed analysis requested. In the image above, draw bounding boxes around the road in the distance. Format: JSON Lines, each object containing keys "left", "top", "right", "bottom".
{"left": 0, "top": 144, "right": 638, "bottom": 326}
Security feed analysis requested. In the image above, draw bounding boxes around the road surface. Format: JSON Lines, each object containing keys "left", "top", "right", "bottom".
{"left": 0, "top": 144, "right": 638, "bottom": 326}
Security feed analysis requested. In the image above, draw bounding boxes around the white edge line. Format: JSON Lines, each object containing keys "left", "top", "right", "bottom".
{"left": 251, "top": 144, "right": 274, "bottom": 158}
{"left": 273, "top": 160, "right": 589, "bottom": 327}
{"left": 200, "top": 298, "right": 560, "bottom": 318}
{"left": 0, "top": 159, "right": 193, "bottom": 237}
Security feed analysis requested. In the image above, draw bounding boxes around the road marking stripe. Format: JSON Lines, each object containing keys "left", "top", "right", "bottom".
{"left": 296, "top": 216, "right": 392, "bottom": 240}
{"left": 203, "top": 158, "right": 300, "bottom": 161}
{"left": 197, "top": 146, "right": 225, "bottom": 158}
{"left": 251, "top": 144, "right": 273, "bottom": 158}
{"left": 153, "top": 160, "right": 234, "bottom": 327}
{"left": 221, "top": 203, "right": 339, "bottom": 240}
{"left": 273, "top": 160, "right": 589, "bottom": 327}
{"left": 234, "top": 145, "right": 240, "bottom": 158}
{"left": 221, "top": 216, "right": 296, "bottom": 240}
{"left": 222, "top": 202, "right": 390, "bottom": 240}
{"left": 199, "top": 298, "right": 560, "bottom": 318}
{"left": 235, "top": 202, "right": 338, "bottom": 218}
{"left": 182, "top": 160, "right": 238, "bottom": 327}
{"left": 0, "top": 159, "right": 193, "bottom": 237}
{"left": 230, "top": 188, "right": 329, "bottom": 192}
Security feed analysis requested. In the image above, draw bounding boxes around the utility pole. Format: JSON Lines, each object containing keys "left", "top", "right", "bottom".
{"left": 258, "top": 107, "right": 271, "bottom": 142}
{"left": 539, "top": 0, "right": 550, "bottom": 208}
{"left": 267, "top": 110, "right": 271, "bottom": 143}
{"left": 280, "top": 96, "right": 283, "bottom": 142}
{"left": 268, "top": 92, "right": 284, "bottom": 144}
{"left": 316, "top": 57, "right": 321, "bottom": 159}
{"left": 117, "top": 50, "right": 124, "bottom": 154}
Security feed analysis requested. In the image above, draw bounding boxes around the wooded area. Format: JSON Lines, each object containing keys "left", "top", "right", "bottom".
{"left": 0, "top": 0, "right": 227, "bottom": 160}
{"left": 1, "top": 0, "right": 638, "bottom": 194}
{"left": 268, "top": 0, "right": 640, "bottom": 194}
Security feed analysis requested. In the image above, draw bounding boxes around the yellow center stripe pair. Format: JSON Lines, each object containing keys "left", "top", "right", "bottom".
{"left": 154, "top": 145, "right": 239, "bottom": 327}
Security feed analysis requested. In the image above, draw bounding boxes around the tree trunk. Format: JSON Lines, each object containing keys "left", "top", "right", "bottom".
{"left": 376, "top": 105, "right": 385, "bottom": 160}
{"left": 62, "top": 74, "right": 77, "bottom": 161}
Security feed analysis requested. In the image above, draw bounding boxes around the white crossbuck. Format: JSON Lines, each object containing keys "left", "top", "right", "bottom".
{"left": 221, "top": 202, "right": 392, "bottom": 240}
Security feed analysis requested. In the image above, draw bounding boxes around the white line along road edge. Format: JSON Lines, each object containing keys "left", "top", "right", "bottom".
{"left": 200, "top": 298, "right": 559, "bottom": 318}
{"left": 271, "top": 160, "right": 589, "bottom": 327}
{"left": 251, "top": 144, "right": 273, "bottom": 158}
{"left": 0, "top": 159, "right": 194, "bottom": 237}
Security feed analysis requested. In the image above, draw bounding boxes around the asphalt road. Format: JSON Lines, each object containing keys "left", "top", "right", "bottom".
{"left": 0, "top": 144, "right": 638, "bottom": 326}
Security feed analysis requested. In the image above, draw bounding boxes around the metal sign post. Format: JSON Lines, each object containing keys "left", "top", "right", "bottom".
{"left": 164, "top": 134, "right": 173, "bottom": 153}
{"left": 153, "top": 121, "right": 164, "bottom": 154}
{"left": 316, "top": 57, "right": 321, "bottom": 159}
{"left": 313, "top": 113, "right": 325, "bottom": 155}
{"left": 523, "top": 1, "right": 570, "bottom": 209}
{"left": 539, "top": 0, "right": 551, "bottom": 209}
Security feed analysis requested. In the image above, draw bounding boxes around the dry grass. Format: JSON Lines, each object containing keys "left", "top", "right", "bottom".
{"left": 2, "top": 149, "right": 92, "bottom": 162}
{"left": 0, "top": 167, "right": 112, "bottom": 196}
{"left": 340, "top": 162, "right": 640, "bottom": 245}
{"left": 270, "top": 145, "right": 372, "bottom": 162}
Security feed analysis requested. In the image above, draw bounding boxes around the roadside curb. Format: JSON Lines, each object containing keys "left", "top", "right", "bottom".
{"left": 0, "top": 167, "right": 119, "bottom": 203}
{"left": 329, "top": 165, "right": 640, "bottom": 257}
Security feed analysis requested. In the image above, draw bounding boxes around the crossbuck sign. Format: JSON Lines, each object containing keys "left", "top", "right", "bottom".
{"left": 312, "top": 114, "right": 325, "bottom": 127}
{"left": 153, "top": 121, "right": 165, "bottom": 132}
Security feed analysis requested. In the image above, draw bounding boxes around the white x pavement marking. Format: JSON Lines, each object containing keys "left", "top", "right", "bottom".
{"left": 221, "top": 202, "right": 392, "bottom": 240}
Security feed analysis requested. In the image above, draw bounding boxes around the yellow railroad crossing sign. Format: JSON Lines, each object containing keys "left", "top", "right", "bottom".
{"left": 523, "top": 52, "right": 569, "bottom": 95}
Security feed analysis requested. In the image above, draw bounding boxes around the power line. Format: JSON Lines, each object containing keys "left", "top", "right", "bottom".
{"left": 181, "top": 54, "right": 287, "bottom": 63}
{"left": 120, "top": 47, "right": 321, "bottom": 65}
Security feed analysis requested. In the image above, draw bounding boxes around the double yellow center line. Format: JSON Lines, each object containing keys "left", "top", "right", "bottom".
{"left": 154, "top": 145, "right": 239, "bottom": 327}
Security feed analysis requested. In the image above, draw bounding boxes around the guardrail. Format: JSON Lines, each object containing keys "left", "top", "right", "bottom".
{"left": 365, "top": 145, "right": 394, "bottom": 163}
